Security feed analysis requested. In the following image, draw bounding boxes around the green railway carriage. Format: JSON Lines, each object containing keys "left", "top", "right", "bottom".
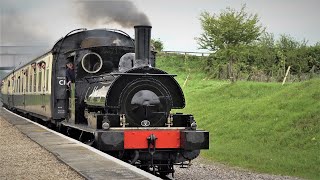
{"left": 1, "top": 53, "right": 53, "bottom": 119}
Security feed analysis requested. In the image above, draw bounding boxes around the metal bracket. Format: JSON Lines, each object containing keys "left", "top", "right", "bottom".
{"left": 147, "top": 134, "right": 158, "bottom": 174}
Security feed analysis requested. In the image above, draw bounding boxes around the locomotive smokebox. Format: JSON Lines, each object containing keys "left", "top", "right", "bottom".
{"left": 134, "top": 25, "right": 151, "bottom": 67}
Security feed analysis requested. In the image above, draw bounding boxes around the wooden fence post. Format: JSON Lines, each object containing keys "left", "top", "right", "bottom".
{"left": 282, "top": 66, "right": 291, "bottom": 85}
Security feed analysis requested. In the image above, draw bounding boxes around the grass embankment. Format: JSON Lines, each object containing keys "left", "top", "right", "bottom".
{"left": 157, "top": 54, "right": 320, "bottom": 180}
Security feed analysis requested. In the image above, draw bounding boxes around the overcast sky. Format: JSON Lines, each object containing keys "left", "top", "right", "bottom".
{"left": 1, "top": 0, "right": 320, "bottom": 52}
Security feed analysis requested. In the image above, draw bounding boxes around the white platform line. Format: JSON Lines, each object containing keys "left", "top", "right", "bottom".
{"left": 3, "top": 108, "right": 160, "bottom": 180}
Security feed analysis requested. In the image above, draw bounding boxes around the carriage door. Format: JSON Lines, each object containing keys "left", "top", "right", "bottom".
{"left": 69, "top": 83, "right": 75, "bottom": 123}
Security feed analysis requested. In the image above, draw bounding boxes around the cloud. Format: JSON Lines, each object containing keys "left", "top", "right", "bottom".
{"left": 0, "top": 1, "right": 50, "bottom": 45}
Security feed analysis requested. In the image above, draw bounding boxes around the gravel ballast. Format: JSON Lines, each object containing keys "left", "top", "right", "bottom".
{"left": 0, "top": 117, "right": 83, "bottom": 180}
{"left": 174, "top": 157, "right": 303, "bottom": 180}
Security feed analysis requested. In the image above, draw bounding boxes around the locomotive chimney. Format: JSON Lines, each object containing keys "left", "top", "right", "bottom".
{"left": 134, "top": 25, "right": 151, "bottom": 67}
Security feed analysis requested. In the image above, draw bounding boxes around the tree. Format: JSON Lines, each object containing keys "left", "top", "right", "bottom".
{"left": 197, "top": 5, "right": 263, "bottom": 51}
{"left": 151, "top": 38, "right": 164, "bottom": 52}
{"left": 275, "top": 34, "right": 309, "bottom": 76}
{"left": 197, "top": 5, "right": 264, "bottom": 82}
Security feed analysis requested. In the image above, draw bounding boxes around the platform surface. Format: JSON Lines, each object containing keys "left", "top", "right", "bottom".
{"left": 0, "top": 108, "right": 159, "bottom": 180}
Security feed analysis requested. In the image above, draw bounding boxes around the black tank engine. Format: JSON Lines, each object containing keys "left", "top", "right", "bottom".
{"left": 1, "top": 25, "right": 209, "bottom": 176}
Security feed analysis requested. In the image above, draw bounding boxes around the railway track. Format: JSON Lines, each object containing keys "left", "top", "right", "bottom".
{"left": 0, "top": 107, "right": 160, "bottom": 180}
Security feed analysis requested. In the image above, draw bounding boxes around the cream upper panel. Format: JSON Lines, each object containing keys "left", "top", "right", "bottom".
{"left": 3, "top": 52, "right": 53, "bottom": 95}
{"left": 31, "top": 53, "right": 53, "bottom": 94}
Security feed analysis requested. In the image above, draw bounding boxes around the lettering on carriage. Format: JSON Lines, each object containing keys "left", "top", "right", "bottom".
{"left": 57, "top": 76, "right": 66, "bottom": 86}
{"left": 57, "top": 109, "right": 65, "bottom": 114}
{"left": 59, "top": 80, "right": 66, "bottom": 86}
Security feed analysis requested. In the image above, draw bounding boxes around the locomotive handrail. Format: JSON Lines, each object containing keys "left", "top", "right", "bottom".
{"left": 110, "top": 73, "right": 177, "bottom": 77}
{"left": 83, "top": 74, "right": 116, "bottom": 79}
{"left": 63, "top": 45, "right": 133, "bottom": 55}
{"left": 82, "top": 72, "right": 177, "bottom": 84}
{"left": 106, "top": 29, "right": 132, "bottom": 38}
{"left": 82, "top": 74, "right": 115, "bottom": 84}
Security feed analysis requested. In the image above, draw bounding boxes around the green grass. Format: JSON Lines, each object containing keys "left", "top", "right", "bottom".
{"left": 157, "top": 54, "right": 320, "bottom": 179}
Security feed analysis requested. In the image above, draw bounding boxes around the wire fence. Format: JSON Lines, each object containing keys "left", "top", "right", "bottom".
{"left": 158, "top": 50, "right": 320, "bottom": 83}
{"left": 161, "top": 50, "right": 211, "bottom": 57}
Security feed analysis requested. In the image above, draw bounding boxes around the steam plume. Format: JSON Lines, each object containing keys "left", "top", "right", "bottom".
{"left": 75, "top": 0, "right": 151, "bottom": 28}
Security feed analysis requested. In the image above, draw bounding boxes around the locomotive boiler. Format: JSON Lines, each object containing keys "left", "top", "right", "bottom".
{"left": 0, "top": 25, "right": 209, "bottom": 177}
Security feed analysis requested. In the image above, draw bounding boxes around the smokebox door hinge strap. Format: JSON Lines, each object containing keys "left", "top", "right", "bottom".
{"left": 147, "top": 134, "right": 157, "bottom": 154}
{"left": 147, "top": 134, "right": 157, "bottom": 174}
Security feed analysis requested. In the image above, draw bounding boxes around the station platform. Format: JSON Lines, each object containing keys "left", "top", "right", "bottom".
{"left": 0, "top": 108, "right": 159, "bottom": 180}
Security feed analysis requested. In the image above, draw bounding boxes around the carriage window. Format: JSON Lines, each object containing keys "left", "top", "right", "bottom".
{"left": 26, "top": 75, "right": 28, "bottom": 92}
{"left": 26, "top": 68, "right": 29, "bottom": 92}
{"left": 38, "top": 71, "right": 42, "bottom": 92}
{"left": 19, "top": 78, "right": 21, "bottom": 93}
{"left": 20, "top": 77, "right": 22, "bottom": 93}
{"left": 33, "top": 73, "right": 37, "bottom": 92}
{"left": 31, "top": 63, "right": 36, "bottom": 92}
{"left": 18, "top": 78, "right": 20, "bottom": 93}
{"left": 46, "top": 69, "right": 49, "bottom": 91}
{"left": 30, "top": 74, "right": 33, "bottom": 92}
{"left": 22, "top": 77, "right": 24, "bottom": 93}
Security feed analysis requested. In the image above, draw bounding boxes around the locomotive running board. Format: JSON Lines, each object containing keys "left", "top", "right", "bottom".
{"left": 61, "top": 121, "right": 97, "bottom": 133}
{"left": 110, "top": 72, "right": 177, "bottom": 77}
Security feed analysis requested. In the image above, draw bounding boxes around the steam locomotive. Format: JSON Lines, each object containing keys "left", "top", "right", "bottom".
{"left": 0, "top": 26, "right": 209, "bottom": 176}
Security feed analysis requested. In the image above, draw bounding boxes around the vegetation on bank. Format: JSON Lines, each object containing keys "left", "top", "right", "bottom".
{"left": 157, "top": 54, "right": 320, "bottom": 179}
{"left": 153, "top": 5, "right": 320, "bottom": 82}
{"left": 197, "top": 5, "right": 320, "bottom": 82}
